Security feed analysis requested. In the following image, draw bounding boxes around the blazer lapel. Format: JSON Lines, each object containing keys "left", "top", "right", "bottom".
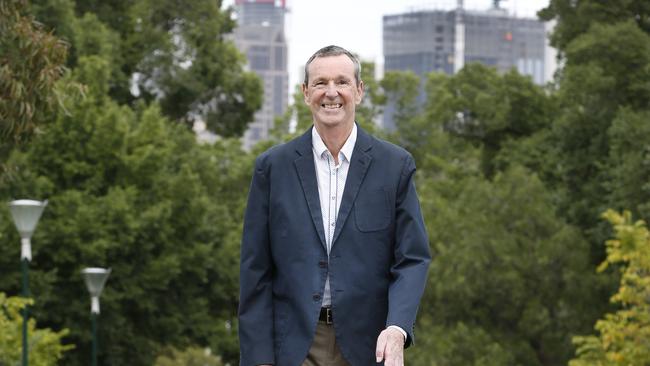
{"left": 293, "top": 128, "right": 327, "bottom": 251}
{"left": 331, "top": 126, "right": 373, "bottom": 247}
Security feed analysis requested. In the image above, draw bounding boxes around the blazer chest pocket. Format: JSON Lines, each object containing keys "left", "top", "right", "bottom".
{"left": 354, "top": 188, "right": 391, "bottom": 232}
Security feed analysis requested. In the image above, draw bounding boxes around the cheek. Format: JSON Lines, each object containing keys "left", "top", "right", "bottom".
{"left": 304, "top": 93, "right": 316, "bottom": 106}
{"left": 309, "top": 92, "right": 324, "bottom": 106}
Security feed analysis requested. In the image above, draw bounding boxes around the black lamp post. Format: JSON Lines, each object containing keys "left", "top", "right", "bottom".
{"left": 82, "top": 267, "right": 111, "bottom": 366}
{"left": 8, "top": 199, "right": 47, "bottom": 366}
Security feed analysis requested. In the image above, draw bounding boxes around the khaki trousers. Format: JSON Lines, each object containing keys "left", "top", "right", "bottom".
{"left": 302, "top": 321, "right": 351, "bottom": 366}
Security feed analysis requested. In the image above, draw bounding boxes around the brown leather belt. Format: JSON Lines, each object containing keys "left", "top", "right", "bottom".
{"left": 319, "top": 307, "right": 333, "bottom": 324}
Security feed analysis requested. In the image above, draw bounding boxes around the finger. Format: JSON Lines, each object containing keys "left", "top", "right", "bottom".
{"left": 376, "top": 331, "right": 387, "bottom": 363}
{"left": 385, "top": 335, "right": 404, "bottom": 366}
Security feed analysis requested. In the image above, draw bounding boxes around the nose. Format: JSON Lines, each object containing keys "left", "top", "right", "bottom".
{"left": 324, "top": 81, "right": 338, "bottom": 98}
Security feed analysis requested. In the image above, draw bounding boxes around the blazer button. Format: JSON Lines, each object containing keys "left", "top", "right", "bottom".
{"left": 318, "top": 260, "right": 327, "bottom": 268}
{"left": 312, "top": 294, "right": 321, "bottom": 302}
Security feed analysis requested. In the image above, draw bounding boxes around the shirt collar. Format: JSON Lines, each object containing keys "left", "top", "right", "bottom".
{"left": 312, "top": 123, "right": 357, "bottom": 163}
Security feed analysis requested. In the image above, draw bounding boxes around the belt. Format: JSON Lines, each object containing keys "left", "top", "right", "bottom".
{"left": 319, "top": 307, "right": 333, "bottom": 325}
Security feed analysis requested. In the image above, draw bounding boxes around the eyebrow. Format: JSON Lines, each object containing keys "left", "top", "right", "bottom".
{"left": 311, "top": 75, "right": 352, "bottom": 84}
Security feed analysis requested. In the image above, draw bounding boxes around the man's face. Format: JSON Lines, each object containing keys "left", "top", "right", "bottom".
{"left": 302, "top": 54, "right": 364, "bottom": 130}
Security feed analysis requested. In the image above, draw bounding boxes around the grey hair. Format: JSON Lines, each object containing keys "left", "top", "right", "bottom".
{"left": 303, "top": 45, "right": 361, "bottom": 86}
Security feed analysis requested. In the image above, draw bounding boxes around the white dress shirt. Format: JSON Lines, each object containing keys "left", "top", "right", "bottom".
{"left": 312, "top": 124, "right": 356, "bottom": 306}
{"left": 311, "top": 124, "right": 406, "bottom": 341}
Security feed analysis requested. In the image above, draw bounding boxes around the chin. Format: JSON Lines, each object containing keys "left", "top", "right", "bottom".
{"left": 317, "top": 117, "right": 346, "bottom": 127}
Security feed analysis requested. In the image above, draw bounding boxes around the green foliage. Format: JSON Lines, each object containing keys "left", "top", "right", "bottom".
{"left": 606, "top": 109, "right": 650, "bottom": 224}
{"left": 354, "top": 61, "right": 383, "bottom": 134}
{"left": 1, "top": 1, "right": 254, "bottom": 365}
{"left": 0, "top": 0, "right": 648, "bottom": 365}
{"left": 539, "top": 0, "right": 650, "bottom": 53}
{"left": 570, "top": 211, "right": 650, "bottom": 365}
{"left": 0, "top": 63, "right": 251, "bottom": 365}
{"left": 424, "top": 64, "right": 553, "bottom": 177}
{"left": 381, "top": 70, "right": 420, "bottom": 130}
{"left": 0, "top": 0, "right": 69, "bottom": 148}
{"left": 411, "top": 165, "right": 599, "bottom": 365}
{"left": 0, "top": 293, "right": 73, "bottom": 365}
{"left": 31, "top": 0, "right": 263, "bottom": 137}
{"left": 548, "top": 19, "right": 650, "bottom": 250}
{"left": 154, "top": 346, "right": 224, "bottom": 366}
{"left": 408, "top": 320, "right": 515, "bottom": 366}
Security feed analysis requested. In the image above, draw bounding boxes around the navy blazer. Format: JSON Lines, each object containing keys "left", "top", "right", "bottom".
{"left": 239, "top": 125, "right": 431, "bottom": 366}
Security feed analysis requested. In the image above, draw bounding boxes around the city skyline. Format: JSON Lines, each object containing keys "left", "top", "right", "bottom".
{"left": 224, "top": 0, "right": 550, "bottom": 89}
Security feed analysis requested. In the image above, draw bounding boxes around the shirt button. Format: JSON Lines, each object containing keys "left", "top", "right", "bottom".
{"left": 331, "top": 222, "right": 335, "bottom": 227}
{"left": 331, "top": 196, "right": 335, "bottom": 200}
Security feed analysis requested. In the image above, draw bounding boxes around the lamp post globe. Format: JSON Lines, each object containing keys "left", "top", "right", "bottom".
{"left": 8, "top": 199, "right": 48, "bottom": 366}
{"left": 8, "top": 199, "right": 48, "bottom": 261}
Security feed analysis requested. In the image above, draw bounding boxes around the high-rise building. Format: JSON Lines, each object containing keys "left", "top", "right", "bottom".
{"left": 382, "top": 4, "right": 547, "bottom": 130}
{"left": 232, "top": 0, "right": 288, "bottom": 150}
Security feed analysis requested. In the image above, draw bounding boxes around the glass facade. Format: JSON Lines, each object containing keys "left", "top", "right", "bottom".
{"left": 383, "top": 8, "right": 547, "bottom": 130}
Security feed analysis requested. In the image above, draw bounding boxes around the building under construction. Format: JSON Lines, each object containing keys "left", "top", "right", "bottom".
{"left": 382, "top": 0, "right": 547, "bottom": 129}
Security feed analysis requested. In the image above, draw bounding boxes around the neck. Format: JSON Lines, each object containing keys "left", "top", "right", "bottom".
{"left": 314, "top": 121, "right": 354, "bottom": 162}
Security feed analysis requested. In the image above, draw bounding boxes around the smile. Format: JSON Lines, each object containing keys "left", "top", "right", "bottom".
{"left": 321, "top": 103, "right": 342, "bottom": 109}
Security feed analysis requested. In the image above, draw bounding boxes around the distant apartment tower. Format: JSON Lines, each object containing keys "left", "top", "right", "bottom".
{"left": 382, "top": 5, "right": 547, "bottom": 130}
{"left": 232, "top": 0, "right": 288, "bottom": 150}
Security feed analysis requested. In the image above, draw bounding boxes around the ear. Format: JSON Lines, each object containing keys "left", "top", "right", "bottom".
{"left": 302, "top": 83, "right": 309, "bottom": 104}
{"left": 355, "top": 80, "right": 365, "bottom": 105}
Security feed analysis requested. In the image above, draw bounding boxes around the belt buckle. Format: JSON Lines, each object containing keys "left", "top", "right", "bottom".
{"left": 325, "top": 307, "right": 333, "bottom": 325}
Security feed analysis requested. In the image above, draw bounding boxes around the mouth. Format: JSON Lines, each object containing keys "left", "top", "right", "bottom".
{"left": 321, "top": 103, "right": 342, "bottom": 109}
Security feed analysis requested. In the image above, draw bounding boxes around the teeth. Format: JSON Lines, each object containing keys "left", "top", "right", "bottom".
{"left": 322, "top": 104, "right": 342, "bottom": 109}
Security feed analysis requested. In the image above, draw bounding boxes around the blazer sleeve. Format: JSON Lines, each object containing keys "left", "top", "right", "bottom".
{"left": 238, "top": 156, "right": 275, "bottom": 365}
{"left": 386, "top": 153, "right": 431, "bottom": 348}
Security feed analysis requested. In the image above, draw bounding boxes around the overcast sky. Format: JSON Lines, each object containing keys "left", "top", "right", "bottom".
{"left": 223, "top": 0, "right": 551, "bottom": 88}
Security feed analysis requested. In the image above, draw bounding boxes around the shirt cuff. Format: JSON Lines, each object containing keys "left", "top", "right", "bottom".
{"left": 386, "top": 325, "right": 407, "bottom": 343}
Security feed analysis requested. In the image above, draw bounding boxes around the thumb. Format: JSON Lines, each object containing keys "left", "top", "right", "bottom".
{"left": 376, "top": 331, "right": 387, "bottom": 363}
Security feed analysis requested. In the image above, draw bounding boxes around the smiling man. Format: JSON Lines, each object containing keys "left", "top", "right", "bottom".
{"left": 238, "top": 45, "right": 431, "bottom": 366}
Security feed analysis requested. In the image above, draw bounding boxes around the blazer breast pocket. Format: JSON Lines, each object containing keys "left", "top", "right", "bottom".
{"left": 354, "top": 188, "right": 391, "bottom": 232}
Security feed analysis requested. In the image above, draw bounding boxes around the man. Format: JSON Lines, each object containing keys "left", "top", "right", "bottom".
{"left": 239, "top": 45, "right": 431, "bottom": 366}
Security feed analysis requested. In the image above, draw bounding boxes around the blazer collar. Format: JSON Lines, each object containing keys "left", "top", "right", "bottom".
{"left": 331, "top": 126, "right": 373, "bottom": 246}
{"left": 294, "top": 123, "right": 372, "bottom": 157}
{"left": 293, "top": 123, "right": 374, "bottom": 251}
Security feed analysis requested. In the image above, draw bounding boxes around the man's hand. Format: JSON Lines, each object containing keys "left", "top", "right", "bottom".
{"left": 375, "top": 327, "right": 405, "bottom": 365}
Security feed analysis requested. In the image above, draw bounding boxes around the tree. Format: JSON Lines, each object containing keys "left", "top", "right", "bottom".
{"left": 570, "top": 210, "right": 650, "bottom": 365}
{"left": 540, "top": 3, "right": 650, "bottom": 253}
{"left": 351, "top": 61, "right": 383, "bottom": 134}
{"left": 154, "top": 346, "right": 224, "bottom": 366}
{"left": 419, "top": 64, "right": 554, "bottom": 177}
{"left": 0, "top": 293, "right": 73, "bottom": 365}
{"left": 407, "top": 320, "right": 516, "bottom": 366}
{"left": 539, "top": 0, "right": 650, "bottom": 54}
{"left": 30, "top": 0, "right": 263, "bottom": 137}
{"left": 408, "top": 165, "right": 600, "bottom": 365}
{"left": 381, "top": 70, "right": 420, "bottom": 131}
{"left": 0, "top": 0, "right": 70, "bottom": 155}
{"left": 0, "top": 51, "right": 252, "bottom": 365}
{"left": 606, "top": 109, "right": 650, "bottom": 223}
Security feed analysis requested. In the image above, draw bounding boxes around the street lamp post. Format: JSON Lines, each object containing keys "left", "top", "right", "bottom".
{"left": 82, "top": 267, "right": 111, "bottom": 366}
{"left": 8, "top": 199, "right": 48, "bottom": 366}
